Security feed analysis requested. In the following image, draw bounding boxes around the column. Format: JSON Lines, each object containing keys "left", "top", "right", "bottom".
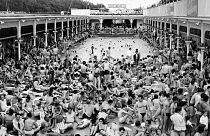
{"left": 53, "top": 19, "right": 57, "bottom": 42}
{"left": 61, "top": 19, "right": 64, "bottom": 40}
{"left": 177, "top": 20, "right": 180, "bottom": 36}
{"left": 87, "top": 19, "right": 90, "bottom": 30}
{"left": 200, "top": 21, "right": 205, "bottom": 71}
{"left": 32, "top": 20, "right": 37, "bottom": 47}
{"left": 176, "top": 36, "right": 181, "bottom": 51}
{"left": 157, "top": 20, "right": 159, "bottom": 35}
{"left": 44, "top": 19, "right": 48, "bottom": 47}
{"left": 17, "top": 21, "right": 22, "bottom": 61}
{"left": 200, "top": 47, "right": 205, "bottom": 71}
{"left": 72, "top": 20, "right": 74, "bottom": 37}
{"left": 160, "top": 21, "right": 162, "bottom": 30}
{"left": 169, "top": 19, "right": 172, "bottom": 33}
{"left": 75, "top": 20, "right": 78, "bottom": 35}
{"left": 151, "top": 19, "right": 153, "bottom": 31}
{"left": 187, "top": 20, "right": 190, "bottom": 40}
{"left": 66, "top": 18, "right": 70, "bottom": 38}
{"left": 201, "top": 21, "right": 205, "bottom": 45}
{"left": 160, "top": 30, "right": 163, "bottom": 47}
{"left": 185, "top": 41, "right": 192, "bottom": 59}
{"left": 169, "top": 34, "right": 173, "bottom": 50}
{"left": 100, "top": 18, "right": 103, "bottom": 29}
{"left": 164, "top": 21, "right": 167, "bottom": 47}
{"left": 130, "top": 19, "right": 133, "bottom": 28}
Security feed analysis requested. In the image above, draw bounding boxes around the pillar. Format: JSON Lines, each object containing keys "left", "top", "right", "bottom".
{"left": 44, "top": 19, "right": 48, "bottom": 47}
{"left": 187, "top": 20, "right": 190, "bottom": 40}
{"left": 151, "top": 19, "right": 153, "bottom": 31}
{"left": 177, "top": 20, "right": 180, "bottom": 36}
{"left": 87, "top": 19, "right": 90, "bottom": 30}
{"left": 61, "top": 19, "right": 64, "bottom": 40}
{"left": 160, "top": 30, "right": 163, "bottom": 47}
{"left": 130, "top": 19, "right": 133, "bottom": 28}
{"left": 17, "top": 21, "right": 22, "bottom": 61}
{"left": 200, "top": 21, "right": 205, "bottom": 71}
{"left": 53, "top": 19, "right": 57, "bottom": 42}
{"left": 164, "top": 21, "right": 167, "bottom": 47}
{"left": 185, "top": 41, "right": 192, "bottom": 58}
{"left": 157, "top": 20, "right": 159, "bottom": 35}
{"left": 169, "top": 34, "right": 173, "bottom": 50}
{"left": 66, "top": 18, "right": 70, "bottom": 38}
{"left": 75, "top": 20, "right": 78, "bottom": 35}
{"left": 176, "top": 36, "right": 181, "bottom": 51}
{"left": 80, "top": 20, "right": 82, "bottom": 32}
{"left": 100, "top": 18, "right": 103, "bottom": 29}
{"left": 201, "top": 21, "right": 205, "bottom": 44}
{"left": 200, "top": 47, "right": 205, "bottom": 71}
{"left": 160, "top": 21, "right": 162, "bottom": 30}
{"left": 32, "top": 20, "right": 37, "bottom": 47}
{"left": 169, "top": 19, "right": 172, "bottom": 33}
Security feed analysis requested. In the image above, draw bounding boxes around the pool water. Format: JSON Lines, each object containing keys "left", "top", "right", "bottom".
{"left": 69, "top": 37, "right": 152, "bottom": 62}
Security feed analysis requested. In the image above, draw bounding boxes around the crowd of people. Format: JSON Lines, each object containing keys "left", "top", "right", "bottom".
{"left": 0, "top": 27, "right": 209, "bottom": 136}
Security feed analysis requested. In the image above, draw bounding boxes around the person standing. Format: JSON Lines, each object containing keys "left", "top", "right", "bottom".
{"left": 170, "top": 107, "right": 186, "bottom": 136}
{"left": 126, "top": 48, "right": 132, "bottom": 64}
{"left": 133, "top": 49, "right": 140, "bottom": 66}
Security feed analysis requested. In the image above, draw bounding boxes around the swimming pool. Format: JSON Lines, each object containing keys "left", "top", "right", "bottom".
{"left": 69, "top": 37, "right": 152, "bottom": 62}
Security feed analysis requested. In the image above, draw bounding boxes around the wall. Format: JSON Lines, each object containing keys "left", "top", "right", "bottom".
{"left": 145, "top": 0, "right": 204, "bottom": 17}
{"left": 174, "top": 0, "right": 187, "bottom": 16}
{"left": 198, "top": 0, "right": 210, "bottom": 17}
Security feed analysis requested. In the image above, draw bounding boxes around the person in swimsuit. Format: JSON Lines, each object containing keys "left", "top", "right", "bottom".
{"left": 134, "top": 95, "right": 148, "bottom": 122}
